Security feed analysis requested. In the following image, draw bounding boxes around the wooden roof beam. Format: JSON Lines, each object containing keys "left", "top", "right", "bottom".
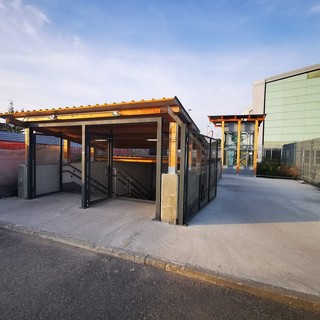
{"left": 160, "top": 105, "right": 183, "bottom": 126}
{"left": 5, "top": 116, "right": 27, "bottom": 128}
{"left": 15, "top": 107, "right": 165, "bottom": 123}
{"left": 0, "top": 98, "right": 178, "bottom": 118}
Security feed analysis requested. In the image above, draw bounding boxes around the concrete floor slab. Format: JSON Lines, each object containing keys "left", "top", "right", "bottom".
{"left": 0, "top": 174, "right": 320, "bottom": 298}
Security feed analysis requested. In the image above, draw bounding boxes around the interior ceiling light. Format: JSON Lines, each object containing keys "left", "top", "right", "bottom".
{"left": 49, "top": 114, "right": 57, "bottom": 120}
{"left": 111, "top": 110, "right": 121, "bottom": 116}
{"left": 147, "top": 138, "right": 157, "bottom": 142}
{"left": 94, "top": 138, "right": 108, "bottom": 142}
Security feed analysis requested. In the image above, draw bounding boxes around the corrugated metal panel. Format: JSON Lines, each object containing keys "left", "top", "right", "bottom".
{"left": 0, "top": 131, "right": 24, "bottom": 142}
{"left": 0, "top": 131, "right": 61, "bottom": 145}
{"left": 36, "top": 135, "right": 60, "bottom": 145}
{"left": 0, "top": 141, "right": 24, "bottom": 150}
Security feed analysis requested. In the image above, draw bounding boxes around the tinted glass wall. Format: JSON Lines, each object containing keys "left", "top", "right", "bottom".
{"left": 264, "top": 69, "right": 320, "bottom": 147}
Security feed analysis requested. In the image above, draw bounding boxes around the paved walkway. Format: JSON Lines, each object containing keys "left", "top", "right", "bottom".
{"left": 1, "top": 174, "right": 320, "bottom": 309}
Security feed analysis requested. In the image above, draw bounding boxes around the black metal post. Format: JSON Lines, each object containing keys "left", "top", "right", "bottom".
{"left": 59, "top": 136, "right": 63, "bottom": 192}
{"left": 208, "top": 138, "right": 212, "bottom": 203}
{"left": 32, "top": 133, "right": 37, "bottom": 198}
{"left": 81, "top": 125, "right": 89, "bottom": 208}
{"left": 26, "top": 128, "right": 35, "bottom": 199}
{"left": 155, "top": 118, "right": 162, "bottom": 221}
{"left": 215, "top": 140, "right": 218, "bottom": 198}
{"left": 108, "top": 135, "right": 113, "bottom": 199}
{"left": 183, "top": 130, "right": 190, "bottom": 224}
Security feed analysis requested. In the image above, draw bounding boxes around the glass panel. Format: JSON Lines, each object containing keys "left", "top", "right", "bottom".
{"left": 35, "top": 134, "right": 60, "bottom": 196}
{"left": 88, "top": 134, "right": 110, "bottom": 204}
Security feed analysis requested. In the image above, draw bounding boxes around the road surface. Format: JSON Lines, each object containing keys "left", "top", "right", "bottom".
{"left": 0, "top": 228, "right": 318, "bottom": 320}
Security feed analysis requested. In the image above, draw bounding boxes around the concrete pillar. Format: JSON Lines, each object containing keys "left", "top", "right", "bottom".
{"left": 161, "top": 174, "right": 179, "bottom": 224}
{"left": 161, "top": 122, "right": 179, "bottom": 224}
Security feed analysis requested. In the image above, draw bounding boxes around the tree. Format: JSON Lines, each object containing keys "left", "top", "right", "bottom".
{"left": 0, "top": 100, "right": 24, "bottom": 133}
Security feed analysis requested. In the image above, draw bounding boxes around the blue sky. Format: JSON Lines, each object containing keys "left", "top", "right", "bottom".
{"left": 0, "top": 0, "right": 320, "bottom": 134}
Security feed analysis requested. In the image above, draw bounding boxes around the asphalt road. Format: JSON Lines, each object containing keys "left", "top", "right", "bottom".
{"left": 0, "top": 228, "right": 318, "bottom": 320}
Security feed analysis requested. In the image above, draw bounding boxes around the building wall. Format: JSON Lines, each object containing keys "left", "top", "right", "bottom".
{"left": 283, "top": 138, "right": 320, "bottom": 186}
{"left": 36, "top": 164, "right": 60, "bottom": 195}
{"left": 252, "top": 79, "right": 265, "bottom": 114}
{"left": 0, "top": 149, "right": 25, "bottom": 196}
{"left": 252, "top": 80, "right": 265, "bottom": 152}
{"left": 296, "top": 138, "right": 320, "bottom": 186}
{"left": 264, "top": 68, "right": 320, "bottom": 148}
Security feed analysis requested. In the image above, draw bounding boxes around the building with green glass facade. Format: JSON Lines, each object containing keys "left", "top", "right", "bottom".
{"left": 253, "top": 64, "right": 320, "bottom": 154}
{"left": 252, "top": 64, "right": 320, "bottom": 185}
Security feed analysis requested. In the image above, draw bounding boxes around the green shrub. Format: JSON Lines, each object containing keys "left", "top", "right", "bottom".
{"left": 257, "top": 157, "right": 300, "bottom": 179}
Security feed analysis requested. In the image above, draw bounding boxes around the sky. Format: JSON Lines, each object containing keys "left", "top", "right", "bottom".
{"left": 0, "top": 0, "right": 320, "bottom": 136}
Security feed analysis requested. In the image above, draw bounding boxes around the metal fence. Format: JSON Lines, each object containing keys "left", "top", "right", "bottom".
{"left": 263, "top": 137, "right": 320, "bottom": 186}
{"left": 284, "top": 138, "right": 320, "bottom": 186}
{"left": 183, "top": 131, "right": 218, "bottom": 223}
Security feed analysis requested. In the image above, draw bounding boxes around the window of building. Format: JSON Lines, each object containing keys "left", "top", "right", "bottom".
{"left": 265, "top": 149, "right": 272, "bottom": 160}
{"left": 304, "top": 150, "right": 310, "bottom": 164}
{"left": 314, "top": 150, "right": 320, "bottom": 165}
{"left": 271, "top": 149, "right": 281, "bottom": 161}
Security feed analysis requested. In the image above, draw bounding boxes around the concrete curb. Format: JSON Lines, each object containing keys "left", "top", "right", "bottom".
{"left": 1, "top": 221, "right": 320, "bottom": 313}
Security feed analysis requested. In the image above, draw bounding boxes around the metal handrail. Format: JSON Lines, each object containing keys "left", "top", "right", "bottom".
{"left": 63, "top": 164, "right": 109, "bottom": 192}
{"left": 62, "top": 167, "right": 108, "bottom": 196}
{"left": 63, "top": 164, "right": 151, "bottom": 200}
{"left": 115, "top": 174, "right": 143, "bottom": 199}
{"left": 119, "top": 167, "right": 152, "bottom": 199}
{"left": 116, "top": 168, "right": 151, "bottom": 200}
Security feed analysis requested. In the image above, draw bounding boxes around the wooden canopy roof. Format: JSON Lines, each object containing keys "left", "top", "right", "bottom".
{"left": 208, "top": 114, "right": 266, "bottom": 127}
{"left": 0, "top": 97, "right": 198, "bottom": 149}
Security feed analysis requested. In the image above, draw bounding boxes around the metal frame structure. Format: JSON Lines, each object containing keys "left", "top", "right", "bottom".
{"left": 182, "top": 130, "right": 218, "bottom": 223}
{"left": 1, "top": 97, "right": 217, "bottom": 224}
{"left": 208, "top": 114, "right": 266, "bottom": 176}
{"left": 24, "top": 116, "right": 166, "bottom": 218}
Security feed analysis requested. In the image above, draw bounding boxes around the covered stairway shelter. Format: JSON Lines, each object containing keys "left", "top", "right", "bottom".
{"left": 208, "top": 114, "right": 266, "bottom": 176}
{"left": 1, "top": 97, "right": 219, "bottom": 225}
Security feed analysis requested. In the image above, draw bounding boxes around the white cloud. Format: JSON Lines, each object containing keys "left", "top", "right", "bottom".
{"left": 8, "top": 0, "right": 21, "bottom": 11}
{"left": 310, "top": 4, "right": 320, "bottom": 15}
{"left": 2, "top": 41, "right": 313, "bottom": 133}
{"left": 0, "top": 1, "right": 7, "bottom": 11}
{"left": 0, "top": 0, "right": 49, "bottom": 43}
{"left": 1, "top": 1, "right": 319, "bottom": 136}
{"left": 71, "top": 36, "right": 81, "bottom": 47}
{"left": 23, "top": 21, "right": 36, "bottom": 36}
{"left": 25, "top": 5, "right": 50, "bottom": 25}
